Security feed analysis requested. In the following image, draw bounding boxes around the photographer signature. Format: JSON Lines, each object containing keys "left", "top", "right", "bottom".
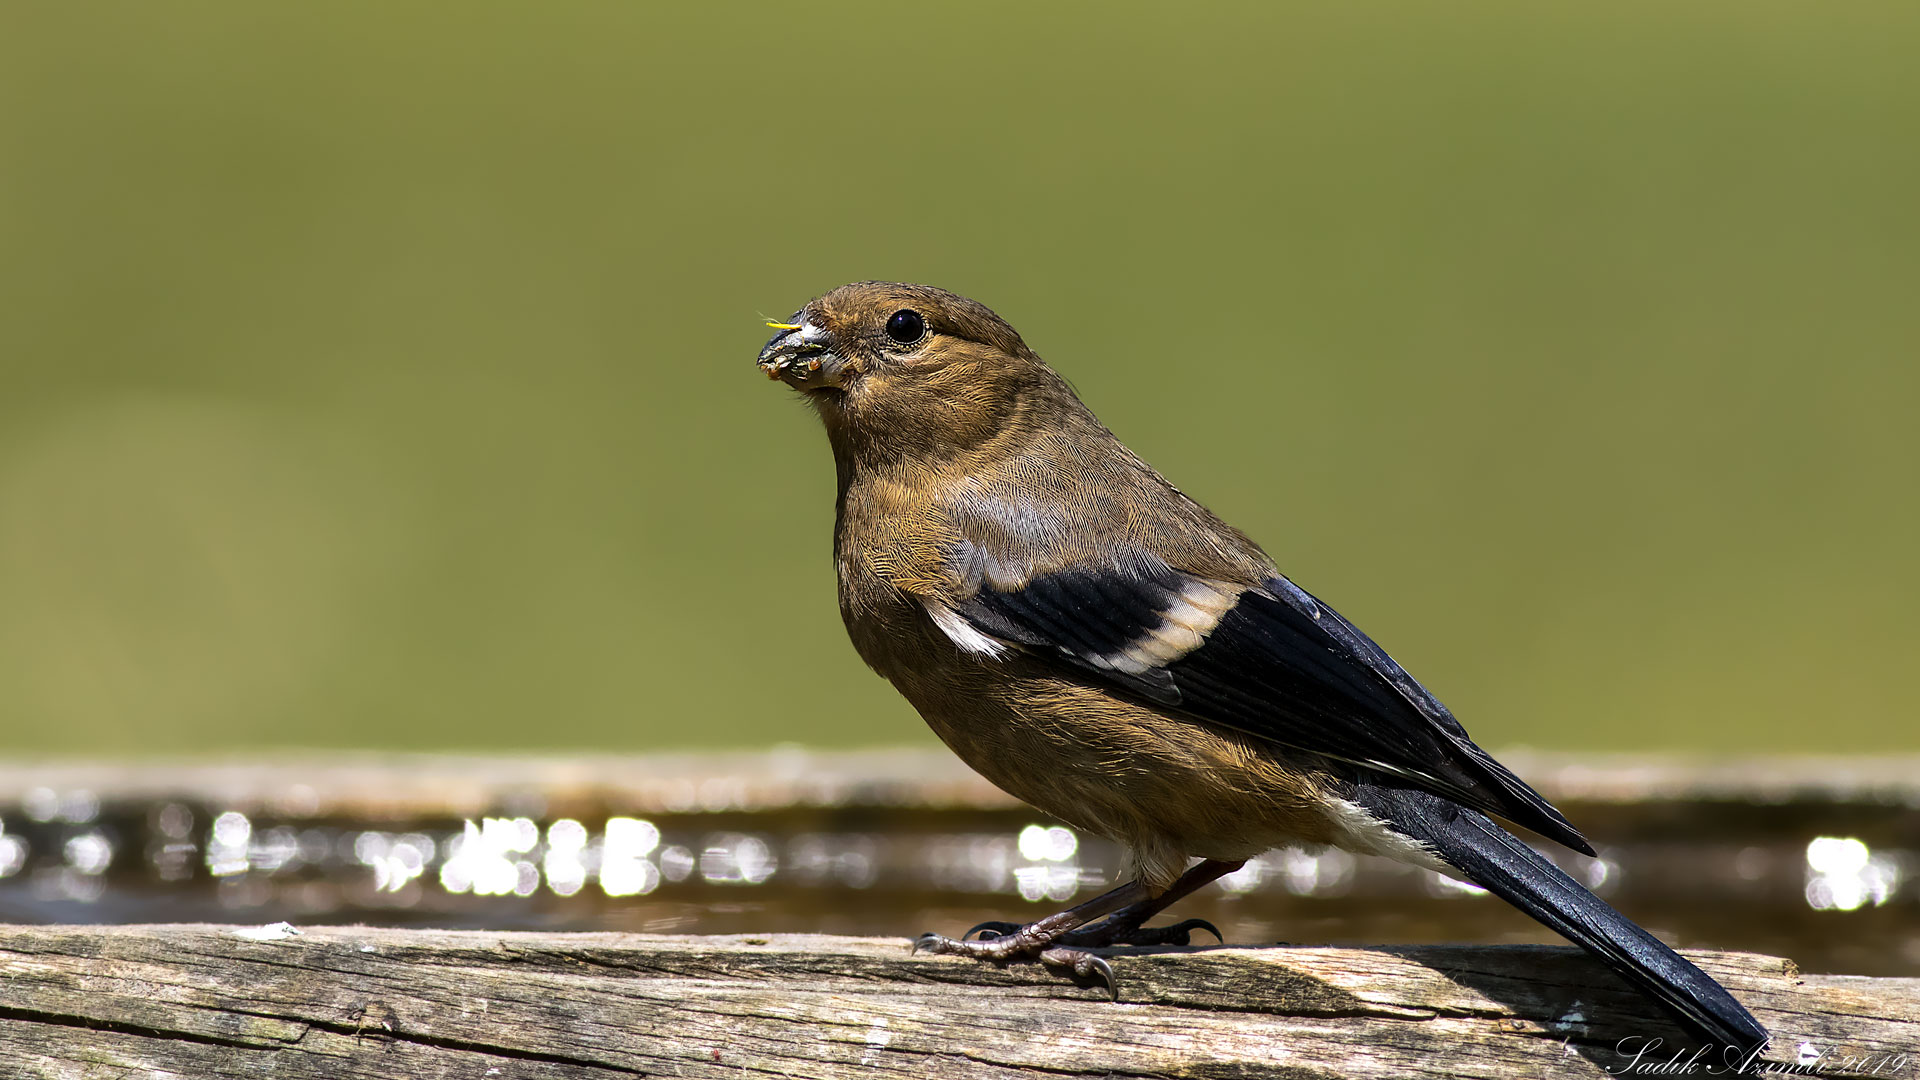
{"left": 1609, "top": 1035, "right": 1911, "bottom": 1076}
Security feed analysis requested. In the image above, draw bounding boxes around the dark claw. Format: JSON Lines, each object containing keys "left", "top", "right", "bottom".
{"left": 1164, "top": 917, "right": 1224, "bottom": 945}
{"left": 964, "top": 920, "right": 1023, "bottom": 942}
{"left": 912, "top": 931, "right": 951, "bottom": 955}
{"left": 1039, "top": 946, "right": 1118, "bottom": 1000}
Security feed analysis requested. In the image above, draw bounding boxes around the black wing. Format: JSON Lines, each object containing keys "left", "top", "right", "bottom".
{"left": 952, "top": 564, "right": 1594, "bottom": 855}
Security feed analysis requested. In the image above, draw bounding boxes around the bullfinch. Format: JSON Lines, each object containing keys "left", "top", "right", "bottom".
{"left": 756, "top": 281, "right": 1767, "bottom": 1057}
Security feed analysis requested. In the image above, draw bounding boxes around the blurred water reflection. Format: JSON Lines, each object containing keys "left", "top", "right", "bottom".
{"left": 0, "top": 787, "right": 1913, "bottom": 977}
{"left": 1804, "top": 836, "right": 1903, "bottom": 913}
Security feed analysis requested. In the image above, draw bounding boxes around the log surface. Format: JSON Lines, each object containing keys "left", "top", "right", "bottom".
{"left": 2, "top": 925, "right": 1914, "bottom": 1079}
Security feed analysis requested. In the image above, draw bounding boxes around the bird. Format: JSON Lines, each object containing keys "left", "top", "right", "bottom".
{"left": 755, "top": 281, "right": 1769, "bottom": 1057}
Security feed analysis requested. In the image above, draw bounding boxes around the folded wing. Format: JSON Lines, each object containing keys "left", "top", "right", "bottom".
{"left": 944, "top": 562, "right": 1594, "bottom": 855}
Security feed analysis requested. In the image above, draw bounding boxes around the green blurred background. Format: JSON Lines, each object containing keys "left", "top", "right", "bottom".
{"left": 2, "top": 3, "right": 1914, "bottom": 755}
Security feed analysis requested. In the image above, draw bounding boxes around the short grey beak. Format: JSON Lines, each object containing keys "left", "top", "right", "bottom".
{"left": 756, "top": 318, "right": 840, "bottom": 386}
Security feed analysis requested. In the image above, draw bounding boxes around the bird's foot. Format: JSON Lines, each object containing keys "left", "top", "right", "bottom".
{"left": 965, "top": 912, "right": 1221, "bottom": 948}
{"left": 913, "top": 878, "right": 1162, "bottom": 998}
{"left": 913, "top": 927, "right": 1118, "bottom": 998}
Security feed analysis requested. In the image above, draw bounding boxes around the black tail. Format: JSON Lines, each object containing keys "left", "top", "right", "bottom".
{"left": 1354, "top": 784, "right": 1770, "bottom": 1058}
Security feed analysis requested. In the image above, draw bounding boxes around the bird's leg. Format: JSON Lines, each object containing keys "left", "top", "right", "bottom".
{"left": 966, "top": 858, "right": 1245, "bottom": 948}
{"left": 914, "top": 879, "right": 1155, "bottom": 996}
{"left": 1057, "top": 858, "right": 1244, "bottom": 946}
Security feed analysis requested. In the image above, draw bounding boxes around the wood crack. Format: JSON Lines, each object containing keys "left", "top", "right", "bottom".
{"left": 0, "top": 1002, "right": 296, "bottom": 1053}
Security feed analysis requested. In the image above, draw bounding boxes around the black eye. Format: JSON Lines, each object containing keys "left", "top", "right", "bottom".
{"left": 884, "top": 309, "right": 926, "bottom": 346}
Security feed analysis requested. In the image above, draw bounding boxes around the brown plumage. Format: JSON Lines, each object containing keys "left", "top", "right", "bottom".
{"left": 757, "top": 281, "right": 1767, "bottom": 1055}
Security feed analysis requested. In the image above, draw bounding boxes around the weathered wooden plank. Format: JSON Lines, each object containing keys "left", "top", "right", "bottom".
{"left": 1, "top": 925, "right": 1912, "bottom": 1079}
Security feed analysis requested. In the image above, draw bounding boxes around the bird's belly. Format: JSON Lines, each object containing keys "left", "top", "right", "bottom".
{"left": 840, "top": 586, "right": 1354, "bottom": 889}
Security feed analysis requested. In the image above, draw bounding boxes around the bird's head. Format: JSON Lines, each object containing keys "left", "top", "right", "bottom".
{"left": 757, "top": 282, "right": 1061, "bottom": 461}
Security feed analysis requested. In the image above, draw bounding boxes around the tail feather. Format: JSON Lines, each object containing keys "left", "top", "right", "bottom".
{"left": 1354, "top": 784, "right": 1770, "bottom": 1058}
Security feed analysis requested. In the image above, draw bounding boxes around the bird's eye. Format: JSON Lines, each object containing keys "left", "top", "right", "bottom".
{"left": 884, "top": 309, "right": 927, "bottom": 346}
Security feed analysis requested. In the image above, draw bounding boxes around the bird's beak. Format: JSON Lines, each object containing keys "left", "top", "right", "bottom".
{"left": 757, "top": 318, "right": 844, "bottom": 389}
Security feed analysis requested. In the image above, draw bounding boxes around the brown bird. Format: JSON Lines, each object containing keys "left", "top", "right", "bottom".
{"left": 756, "top": 281, "right": 1767, "bottom": 1056}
